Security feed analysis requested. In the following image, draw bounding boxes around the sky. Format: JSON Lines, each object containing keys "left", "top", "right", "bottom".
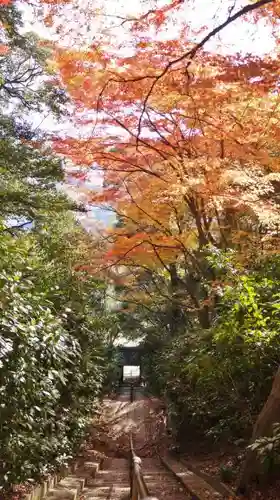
{"left": 21, "top": 0, "right": 276, "bottom": 56}
{"left": 19, "top": 0, "right": 277, "bottom": 232}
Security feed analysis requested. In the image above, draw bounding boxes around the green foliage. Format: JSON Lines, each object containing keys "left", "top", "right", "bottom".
{"left": 0, "top": 215, "right": 117, "bottom": 491}
{"left": 0, "top": 115, "right": 76, "bottom": 223}
{"left": 0, "top": 2, "right": 119, "bottom": 492}
{"left": 0, "top": 2, "right": 74, "bottom": 227}
{"left": 249, "top": 423, "right": 280, "bottom": 473}
{"left": 142, "top": 251, "right": 280, "bottom": 443}
{"left": 0, "top": 5, "right": 69, "bottom": 115}
{"left": 0, "top": 269, "right": 79, "bottom": 486}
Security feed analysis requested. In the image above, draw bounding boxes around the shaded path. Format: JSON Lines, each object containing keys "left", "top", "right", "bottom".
{"left": 94, "top": 386, "right": 166, "bottom": 457}
{"left": 88, "top": 386, "right": 190, "bottom": 499}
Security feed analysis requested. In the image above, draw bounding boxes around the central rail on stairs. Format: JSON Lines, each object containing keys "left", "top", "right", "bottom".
{"left": 129, "top": 383, "right": 158, "bottom": 500}
{"left": 130, "top": 433, "right": 158, "bottom": 500}
{"left": 129, "top": 384, "right": 158, "bottom": 500}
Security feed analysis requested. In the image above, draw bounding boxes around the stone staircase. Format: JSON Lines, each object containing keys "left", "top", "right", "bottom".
{"left": 142, "top": 458, "right": 190, "bottom": 499}
{"left": 39, "top": 452, "right": 233, "bottom": 500}
{"left": 40, "top": 453, "right": 130, "bottom": 500}
{"left": 26, "top": 384, "right": 233, "bottom": 500}
{"left": 84, "top": 457, "right": 130, "bottom": 499}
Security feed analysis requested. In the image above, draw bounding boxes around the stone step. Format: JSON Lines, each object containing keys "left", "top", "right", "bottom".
{"left": 145, "top": 478, "right": 183, "bottom": 484}
{"left": 141, "top": 458, "right": 191, "bottom": 499}
{"left": 46, "top": 476, "right": 85, "bottom": 500}
{"left": 101, "top": 458, "right": 129, "bottom": 469}
{"left": 83, "top": 485, "right": 130, "bottom": 499}
{"left": 83, "top": 454, "right": 130, "bottom": 497}
{"left": 147, "top": 484, "right": 189, "bottom": 500}
{"left": 143, "top": 470, "right": 174, "bottom": 475}
{"left": 110, "top": 486, "right": 130, "bottom": 498}
{"left": 76, "top": 461, "right": 100, "bottom": 479}
{"left": 92, "top": 479, "right": 130, "bottom": 486}
{"left": 83, "top": 490, "right": 130, "bottom": 500}
{"left": 84, "top": 486, "right": 112, "bottom": 497}
{"left": 97, "top": 469, "right": 129, "bottom": 477}
{"left": 87, "top": 473, "right": 130, "bottom": 487}
{"left": 84, "top": 488, "right": 130, "bottom": 500}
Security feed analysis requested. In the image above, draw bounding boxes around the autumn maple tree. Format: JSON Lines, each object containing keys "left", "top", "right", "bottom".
{"left": 49, "top": 0, "right": 280, "bottom": 490}
{"left": 54, "top": 14, "right": 280, "bottom": 319}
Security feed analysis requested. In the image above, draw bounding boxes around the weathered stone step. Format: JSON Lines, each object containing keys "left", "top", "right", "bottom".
{"left": 86, "top": 471, "right": 129, "bottom": 487}
{"left": 146, "top": 479, "right": 190, "bottom": 499}
{"left": 84, "top": 455, "right": 130, "bottom": 497}
{"left": 83, "top": 485, "right": 130, "bottom": 499}
{"left": 46, "top": 476, "right": 85, "bottom": 500}
{"left": 101, "top": 458, "right": 129, "bottom": 469}
{"left": 83, "top": 485, "right": 112, "bottom": 497}
{"left": 96, "top": 470, "right": 129, "bottom": 477}
{"left": 147, "top": 484, "right": 189, "bottom": 499}
{"left": 142, "top": 458, "right": 190, "bottom": 499}
{"left": 144, "top": 470, "right": 177, "bottom": 476}
{"left": 91, "top": 479, "right": 130, "bottom": 486}
{"left": 110, "top": 486, "right": 130, "bottom": 498}
{"left": 76, "top": 461, "right": 100, "bottom": 479}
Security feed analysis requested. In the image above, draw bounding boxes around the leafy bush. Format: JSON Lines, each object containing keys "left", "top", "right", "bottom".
{"left": 0, "top": 220, "right": 116, "bottom": 491}
{"left": 0, "top": 270, "right": 79, "bottom": 486}
{"left": 248, "top": 423, "right": 280, "bottom": 473}
{"left": 143, "top": 253, "right": 280, "bottom": 443}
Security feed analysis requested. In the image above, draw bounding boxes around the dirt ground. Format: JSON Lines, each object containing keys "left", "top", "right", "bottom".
{"left": 89, "top": 389, "right": 167, "bottom": 457}
{"left": 181, "top": 441, "right": 280, "bottom": 499}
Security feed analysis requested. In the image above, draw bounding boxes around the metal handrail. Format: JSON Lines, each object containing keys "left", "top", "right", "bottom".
{"left": 130, "top": 434, "right": 159, "bottom": 500}
{"left": 129, "top": 383, "right": 158, "bottom": 500}
{"left": 130, "top": 434, "right": 149, "bottom": 499}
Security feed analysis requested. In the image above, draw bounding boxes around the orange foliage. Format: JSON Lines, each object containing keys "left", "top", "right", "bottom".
{"left": 0, "top": 44, "right": 9, "bottom": 54}
{"left": 52, "top": 0, "right": 280, "bottom": 281}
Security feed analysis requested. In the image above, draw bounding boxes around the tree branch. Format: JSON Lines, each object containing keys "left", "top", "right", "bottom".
{"left": 135, "top": 0, "right": 274, "bottom": 140}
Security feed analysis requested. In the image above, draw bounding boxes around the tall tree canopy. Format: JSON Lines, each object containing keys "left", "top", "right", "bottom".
{"left": 50, "top": 0, "right": 280, "bottom": 491}
{"left": 53, "top": 0, "right": 280, "bottom": 327}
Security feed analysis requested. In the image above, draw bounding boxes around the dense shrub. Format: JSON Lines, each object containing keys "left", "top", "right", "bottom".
{"left": 0, "top": 271, "right": 80, "bottom": 486}
{"left": 143, "top": 254, "right": 280, "bottom": 443}
{"left": 0, "top": 221, "right": 116, "bottom": 491}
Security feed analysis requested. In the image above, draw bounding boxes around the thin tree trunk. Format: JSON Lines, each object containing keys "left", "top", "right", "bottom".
{"left": 238, "top": 366, "right": 280, "bottom": 493}
{"left": 198, "top": 305, "right": 210, "bottom": 328}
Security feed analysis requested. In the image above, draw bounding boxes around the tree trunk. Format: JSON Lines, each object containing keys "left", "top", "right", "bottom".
{"left": 168, "top": 264, "right": 185, "bottom": 335}
{"left": 238, "top": 366, "right": 280, "bottom": 493}
{"left": 198, "top": 305, "right": 210, "bottom": 328}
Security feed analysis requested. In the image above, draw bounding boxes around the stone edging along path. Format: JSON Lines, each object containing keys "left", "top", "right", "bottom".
{"left": 161, "top": 456, "right": 237, "bottom": 499}
{"left": 22, "top": 462, "right": 84, "bottom": 500}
